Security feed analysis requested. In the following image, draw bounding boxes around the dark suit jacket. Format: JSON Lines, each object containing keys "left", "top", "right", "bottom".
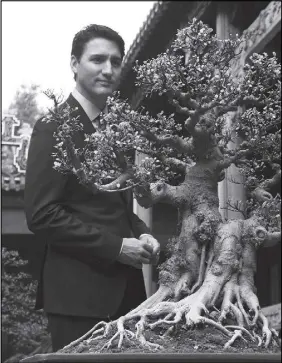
{"left": 24, "top": 94, "right": 150, "bottom": 318}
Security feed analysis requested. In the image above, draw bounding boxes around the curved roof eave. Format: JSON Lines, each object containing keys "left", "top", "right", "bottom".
{"left": 118, "top": 1, "right": 206, "bottom": 98}
{"left": 119, "top": 1, "right": 172, "bottom": 86}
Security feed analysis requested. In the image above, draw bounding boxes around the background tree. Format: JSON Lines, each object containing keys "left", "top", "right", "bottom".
{"left": 8, "top": 84, "right": 45, "bottom": 127}
{"left": 44, "top": 19, "right": 281, "bottom": 353}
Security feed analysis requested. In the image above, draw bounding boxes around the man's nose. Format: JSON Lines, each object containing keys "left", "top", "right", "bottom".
{"left": 102, "top": 60, "right": 113, "bottom": 76}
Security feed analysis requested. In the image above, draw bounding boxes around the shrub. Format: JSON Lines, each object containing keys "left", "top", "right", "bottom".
{"left": 1, "top": 247, "right": 49, "bottom": 361}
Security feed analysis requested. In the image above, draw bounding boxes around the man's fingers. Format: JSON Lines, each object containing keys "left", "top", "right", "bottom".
{"left": 153, "top": 245, "right": 160, "bottom": 255}
{"left": 140, "top": 257, "right": 151, "bottom": 265}
{"left": 149, "top": 240, "right": 160, "bottom": 257}
{"left": 143, "top": 242, "right": 154, "bottom": 254}
{"left": 141, "top": 249, "right": 152, "bottom": 259}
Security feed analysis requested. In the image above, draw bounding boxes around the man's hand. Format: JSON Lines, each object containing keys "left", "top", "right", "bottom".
{"left": 139, "top": 234, "right": 160, "bottom": 265}
{"left": 117, "top": 237, "right": 155, "bottom": 269}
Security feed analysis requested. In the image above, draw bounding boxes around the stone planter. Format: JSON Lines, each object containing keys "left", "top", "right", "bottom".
{"left": 21, "top": 352, "right": 281, "bottom": 363}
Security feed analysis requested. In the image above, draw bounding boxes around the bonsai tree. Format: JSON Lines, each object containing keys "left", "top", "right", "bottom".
{"left": 44, "top": 19, "right": 281, "bottom": 352}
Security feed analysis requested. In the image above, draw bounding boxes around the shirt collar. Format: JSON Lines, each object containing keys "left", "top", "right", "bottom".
{"left": 72, "top": 88, "right": 107, "bottom": 121}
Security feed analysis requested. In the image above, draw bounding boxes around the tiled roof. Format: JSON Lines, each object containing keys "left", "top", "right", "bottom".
{"left": 119, "top": 1, "right": 171, "bottom": 84}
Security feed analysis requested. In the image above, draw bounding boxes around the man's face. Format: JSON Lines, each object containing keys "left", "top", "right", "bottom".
{"left": 71, "top": 37, "right": 122, "bottom": 103}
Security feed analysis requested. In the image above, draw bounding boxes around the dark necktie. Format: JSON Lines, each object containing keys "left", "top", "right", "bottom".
{"left": 91, "top": 115, "right": 100, "bottom": 130}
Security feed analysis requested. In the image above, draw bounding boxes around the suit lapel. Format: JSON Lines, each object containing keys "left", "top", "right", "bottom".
{"left": 65, "top": 94, "right": 133, "bottom": 218}
{"left": 66, "top": 93, "right": 96, "bottom": 135}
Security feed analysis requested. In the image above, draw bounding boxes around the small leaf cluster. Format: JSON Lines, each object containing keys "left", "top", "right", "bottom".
{"left": 44, "top": 103, "right": 84, "bottom": 175}
{"left": 135, "top": 156, "right": 183, "bottom": 186}
{"left": 234, "top": 53, "right": 281, "bottom": 193}
{"left": 247, "top": 194, "right": 281, "bottom": 232}
{"left": 135, "top": 18, "right": 242, "bottom": 109}
{"left": 135, "top": 53, "right": 186, "bottom": 96}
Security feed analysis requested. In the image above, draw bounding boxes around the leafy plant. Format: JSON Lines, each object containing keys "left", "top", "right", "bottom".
{"left": 1, "top": 248, "right": 49, "bottom": 361}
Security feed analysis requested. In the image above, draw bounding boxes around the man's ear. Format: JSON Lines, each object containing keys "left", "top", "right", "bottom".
{"left": 70, "top": 55, "right": 79, "bottom": 77}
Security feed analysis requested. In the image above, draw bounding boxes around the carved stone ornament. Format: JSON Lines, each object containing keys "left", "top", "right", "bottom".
{"left": 1, "top": 114, "right": 32, "bottom": 191}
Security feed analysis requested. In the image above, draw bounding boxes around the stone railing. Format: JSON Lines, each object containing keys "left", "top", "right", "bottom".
{"left": 261, "top": 303, "right": 281, "bottom": 332}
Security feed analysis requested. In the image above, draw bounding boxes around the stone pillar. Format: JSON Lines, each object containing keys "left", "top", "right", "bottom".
{"left": 133, "top": 152, "right": 157, "bottom": 297}
{"left": 131, "top": 90, "right": 158, "bottom": 297}
{"left": 216, "top": 2, "right": 246, "bottom": 221}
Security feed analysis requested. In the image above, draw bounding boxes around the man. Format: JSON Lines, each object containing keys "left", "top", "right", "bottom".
{"left": 24, "top": 24, "right": 160, "bottom": 352}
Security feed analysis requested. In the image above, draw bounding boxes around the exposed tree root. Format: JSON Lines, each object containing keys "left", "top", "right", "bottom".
{"left": 224, "top": 329, "right": 246, "bottom": 350}
{"left": 100, "top": 318, "right": 135, "bottom": 350}
{"left": 190, "top": 244, "right": 207, "bottom": 293}
{"left": 59, "top": 214, "right": 280, "bottom": 354}
{"left": 60, "top": 281, "right": 279, "bottom": 353}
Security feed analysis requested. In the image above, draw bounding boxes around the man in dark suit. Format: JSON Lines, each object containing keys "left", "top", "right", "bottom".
{"left": 24, "top": 24, "right": 160, "bottom": 352}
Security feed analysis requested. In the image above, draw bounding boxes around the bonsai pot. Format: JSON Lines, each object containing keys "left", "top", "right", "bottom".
{"left": 21, "top": 352, "right": 281, "bottom": 363}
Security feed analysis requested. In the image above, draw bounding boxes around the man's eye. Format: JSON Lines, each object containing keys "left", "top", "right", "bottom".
{"left": 112, "top": 59, "right": 122, "bottom": 67}
{"left": 91, "top": 57, "right": 104, "bottom": 63}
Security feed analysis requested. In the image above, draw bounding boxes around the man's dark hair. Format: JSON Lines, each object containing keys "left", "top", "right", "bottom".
{"left": 71, "top": 24, "right": 125, "bottom": 61}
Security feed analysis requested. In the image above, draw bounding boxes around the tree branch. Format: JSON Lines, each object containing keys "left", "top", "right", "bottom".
{"left": 244, "top": 216, "right": 281, "bottom": 249}
{"left": 216, "top": 149, "right": 249, "bottom": 171}
{"left": 114, "top": 150, "right": 128, "bottom": 171}
{"left": 168, "top": 97, "right": 191, "bottom": 116}
{"left": 173, "top": 90, "right": 200, "bottom": 110}
{"left": 160, "top": 156, "right": 190, "bottom": 173}
{"left": 168, "top": 89, "right": 239, "bottom": 136}
{"left": 97, "top": 170, "right": 134, "bottom": 192}
{"left": 149, "top": 181, "right": 181, "bottom": 205}
{"left": 260, "top": 167, "right": 281, "bottom": 192}
{"left": 252, "top": 168, "right": 281, "bottom": 203}
{"left": 64, "top": 137, "right": 98, "bottom": 194}
{"left": 66, "top": 138, "right": 134, "bottom": 193}
{"left": 251, "top": 188, "right": 273, "bottom": 203}
{"left": 225, "top": 199, "right": 247, "bottom": 219}
{"left": 211, "top": 94, "right": 265, "bottom": 119}
{"left": 141, "top": 130, "right": 195, "bottom": 155}
{"left": 183, "top": 101, "right": 222, "bottom": 134}
{"left": 239, "top": 95, "right": 265, "bottom": 108}
{"left": 215, "top": 105, "right": 238, "bottom": 118}
{"left": 251, "top": 225, "right": 281, "bottom": 248}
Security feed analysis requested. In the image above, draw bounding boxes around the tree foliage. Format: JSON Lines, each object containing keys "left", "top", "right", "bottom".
{"left": 8, "top": 84, "right": 45, "bottom": 127}
{"left": 1, "top": 248, "right": 49, "bottom": 361}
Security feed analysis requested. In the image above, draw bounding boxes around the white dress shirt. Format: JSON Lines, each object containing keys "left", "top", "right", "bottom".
{"left": 72, "top": 88, "right": 107, "bottom": 127}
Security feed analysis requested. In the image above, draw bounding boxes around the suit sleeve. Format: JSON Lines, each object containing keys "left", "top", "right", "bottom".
{"left": 121, "top": 190, "right": 151, "bottom": 238}
{"left": 24, "top": 119, "right": 123, "bottom": 265}
{"left": 129, "top": 212, "right": 151, "bottom": 237}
